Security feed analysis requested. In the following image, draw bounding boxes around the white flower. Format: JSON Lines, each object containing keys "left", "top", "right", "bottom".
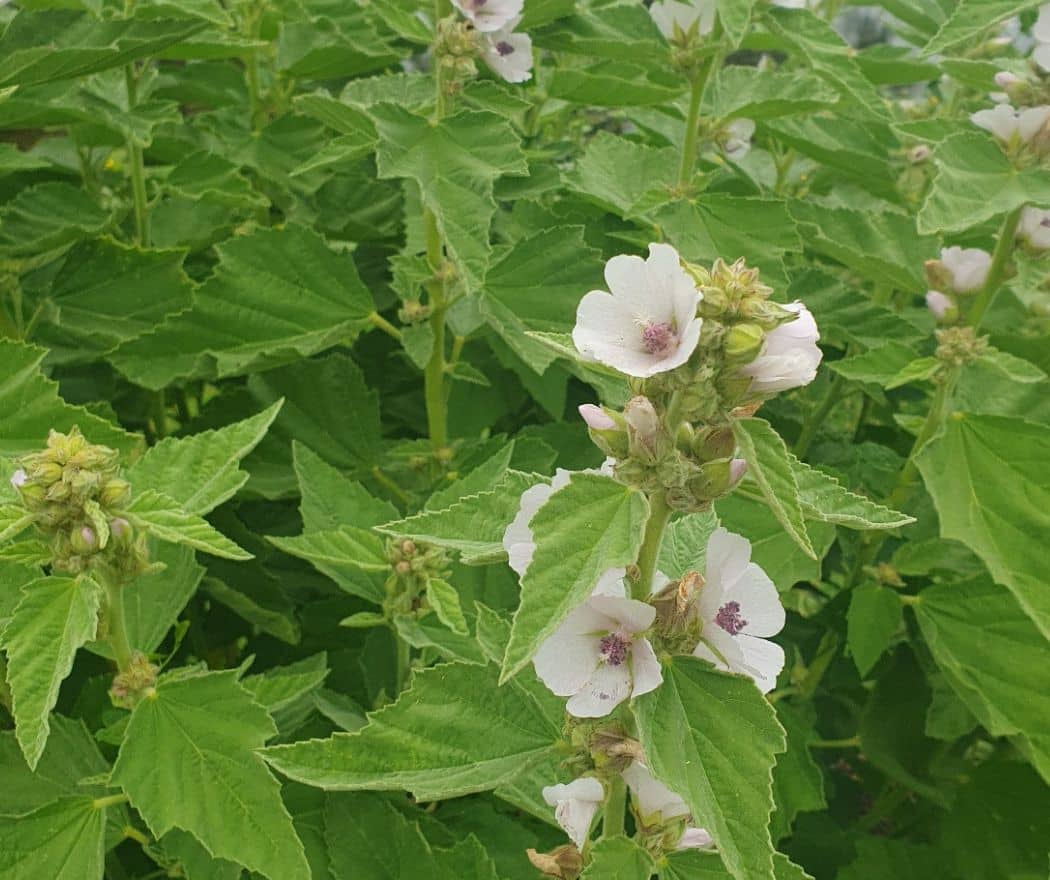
{"left": 1018, "top": 206, "right": 1050, "bottom": 250}
{"left": 573, "top": 243, "right": 703, "bottom": 378}
{"left": 542, "top": 777, "right": 605, "bottom": 849}
{"left": 534, "top": 594, "right": 662, "bottom": 717}
{"left": 649, "top": 0, "right": 715, "bottom": 40}
{"left": 738, "top": 302, "right": 822, "bottom": 394}
{"left": 450, "top": 0, "right": 522, "bottom": 32}
{"left": 502, "top": 462, "right": 614, "bottom": 577}
{"left": 1034, "top": 5, "right": 1050, "bottom": 71}
{"left": 970, "top": 103, "right": 1050, "bottom": 145}
{"left": 925, "top": 290, "right": 953, "bottom": 320}
{"left": 939, "top": 246, "right": 991, "bottom": 293}
{"left": 691, "top": 528, "right": 786, "bottom": 694}
{"left": 10, "top": 468, "right": 26, "bottom": 489}
{"left": 720, "top": 118, "right": 755, "bottom": 160}
{"left": 480, "top": 18, "right": 532, "bottom": 83}
{"left": 622, "top": 761, "right": 713, "bottom": 850}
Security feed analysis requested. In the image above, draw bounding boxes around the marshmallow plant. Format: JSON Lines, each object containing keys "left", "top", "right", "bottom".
{"left": 2, "top": 0, "right": 1049, "bottom": 878}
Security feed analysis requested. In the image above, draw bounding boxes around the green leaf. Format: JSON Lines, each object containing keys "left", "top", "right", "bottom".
{"left": 837, "top": 839, "right": 952, "bottom": 880}
{"left": 0, "top": 182, "right": 112, "bottom": 258}
{"left": 426, "top": 578, "right": 469, "bottom": 635}
{"left": 704, "top": 66, "right": 837, "bottom": 121}
{"left": 242, "top": 653, "right": 329, "bottom": 713}
{"left": 827, "top": 342, "right": 924, "bottom": 388}
{"left": 913, "top": 577, "right": 1050, "bottom": 783}
{"left": 371, "top": 105, "right": 526, "bottom": 288}
{"left": 0, "top": 11, "right": 206, "bottom": 87}
{"left": 0, "top": 796, "right": 106, "bottom": 879}
{"left": 110, "top": 225, "right": 376, "bottom": 388}
{"left": 548, "top": 62, "right": 684, "bottom": 106}
{"left": 922, "top": 0, "right": 1044, "bottom": 54}
{"left": 126, "top": 401, "right": 282, "bottom": 516}
{"left": 0, "top": 143, "right": 49, "bottom": 176}
{"left": 0, "top": 506, "right": 34, "bottom": 543}
{"left": 915, "top": 413, "right": 1050, "bottom": 639}
{"left": 847, "top": 583, "right": 903, "bottom": 676}
{"left": 243, "top": 353, "right": 383, "bottom": 496}
{"left": 36, "top": 239, "right": 194, "bottom": 363}
{"left": 324, "top": 793, "right": 501, "bottom": 880}
{"left": 580, "top": 836, "right": 655, "bottom": 880}
{"left": 789, "top": 454, "right": 914, "bottom": 530}
{"left": 480, "top": 227, "right": 605, "bottom": 374}
{"left": 715, "top": 0, "right": 756, "bottom": 46}
{"left": 770, "top": 704, "right": 826, "bottom": 842}
{"left": 377, "top": 471, "right": 546, "bottom": 565}
{"left": 787, "top": 201, "right": 937, "bottom": 291}
{"left": 123, "top": 489, "right": 252, "bottom": 560}
{"left": 164, "top": 151, "right": 268, "bottom": 208}
{"left": 263, "top": 661, "right": 561, "bottom": 799}
{"left": 633, "top": 657, "right": 787, "bottom": 880}
{"left": 563, "top": 132, "right": 677, "bottom": 219}
{"left": 293, "top": 442, "right": 397, "bottom": 533}
{"left": 500, "top": 473, "right": 650, "bottom": 683}
{"left": 733, "top": 419, "right": 815, "bottom": 560}
{"left": 763, "top": 7, "right": 888, "bottom": 119}
{"left": 269, "top": 527, "right": 391, "bottom": 578}
{"left": 0, "top": 575, "right": 102, "bottom": 770}
{"left": 111, "top": 670, "right": 310, "bottom": 880}
{"left": 918, "top": 132, "right": 1050, "bottom": 234}
{"left": 658, "top": 510, "right": 719, "bottom": 580}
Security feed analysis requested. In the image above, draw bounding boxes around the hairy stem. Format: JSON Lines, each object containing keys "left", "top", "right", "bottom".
{"left": 633, "top": 492, "right": 671, "bottom": 600}
{"left": 93, "top": 793, "right": 130, "bottom": 810}
{"left": 967, "top": 205, "right": 1022, "bottom": 329}
{"left": 103, "top": 574, "right": 134, "bottom": 673}
{"left": 423, "top": 208, "right": 448, "bottom": 450}
{"left": 793, "top": 372, "right": 846, "bottom": 458}
{"left": 677, "top": 72, "right": 705, "bottom": 188}
{"left": 123, "top": 65, "right": 150, "bottom": 247}
{"left": 601, "top": 775, "right": 627, "bottom": 839}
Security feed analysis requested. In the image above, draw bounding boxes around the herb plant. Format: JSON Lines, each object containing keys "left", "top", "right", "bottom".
{"left": 0, "top": 1, "right": 1048, "bottom": 879}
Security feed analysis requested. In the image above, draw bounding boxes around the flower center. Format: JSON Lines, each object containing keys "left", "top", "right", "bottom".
{"left": 495, "top": 40, "right": 514, "bottom": 56}
{"left": 715, "top": 601, "right": 748, "bottom": 636}
{"left": 598, "top": 633, "right": 630, "bottom": 666}
{"left": 641, "top": 321, "right": 678, "bottom": 356}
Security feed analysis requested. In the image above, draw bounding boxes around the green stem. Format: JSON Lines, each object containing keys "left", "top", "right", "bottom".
{"left": 423, "top": 210, "right": 448, "bottom": 451}
{"left": 601, "top": 775, "right": 627, "bottom": 839}
{"left": 150, "top": 389, "right": 167, "bottom": 441}
{"left": 103, "top": 575, "right": 134, "bottom": 673}
{"left": 393, "top": 625, "right": 412, "bottom": 692}
{"left": 793, "top": 372, "right": 846, "bottom": 458}
{"left": 633, "top": 493, "right": 671, "bottom": 600}
{"left": 677, "top": 73, "right": 705, "bottom": 188}
{"left": 369, "top": 311, "right": 403, "bottom": 341}
{"left": 967, "top": 205, "right": 1023, "bottom": 330}
{"left": 810, "top": 735, "right": 860, "bottom": 749}
{"left": 93, "top": 793, "right": 130, "bottom": 810}
{"left": 0, "top": 656, "right": 12, "bottom": 713}
{"left": 371, "top": 466, "right": 411, "bottom": 506}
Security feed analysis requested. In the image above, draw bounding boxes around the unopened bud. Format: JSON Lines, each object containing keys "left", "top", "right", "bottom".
{"left": 35, "top": 462, "right": 63, "bottom": 484}
{"left": 728, "top": 458, "right": 748, "bottom": 489}
{"left": 401, "top": 539, "right": 417, "bottom": 557}
{"left": 110, "top": 517, "right": 133, "bottom": 544}
{"left": 925, "top": 290, "right": 955, "bottom": 322}
{"left": 394, "top": 560, "right": 412, "bottom": 576}
{"left": 70, "top": 525, "right": 97, "bottom": 555}
{"left": 624, "top": 396, "right": 663, "bottom": 462}
{"left": 526, "top": 845, "right": 583, "bottom": 879}
{"left": 923, "top": 259, "right": 952, "bottom": 292}
{"left": 9, "top": 468, "right": 26, "bottom": 489}
{"left": 723, "top": 323, "right": 764, "bottom": 364}
{"left": 693, "top": 426, "right": 734, "bottom": 462}
{"left": 99, "top": 479, "right": 131, "bottom": 508}
{"left": 578, "top": 404, "right": 616, "bottom": 431}
{"left": 46, "top": 480, "right": 72, "bottom": 502}
{"left": 908, "top": 144, "right": 931, "bottom": 164}
{"left": 994, "top": 71, "right": 1020, "bottom": 90}
{"left": 688, "top": 458, "right": 734, "bottom": 502}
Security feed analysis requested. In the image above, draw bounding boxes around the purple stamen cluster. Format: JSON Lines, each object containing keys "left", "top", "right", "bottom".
{"left": 641, "top": 321, "right": 677, "bottom": 355}
{"left": 598, "top": 633, "right": 630, "bottom": 666}
{"left": 495, "top": 41, "right": 515, "bottom": 55}
{"left": 715, "top": 600, "right": 748, "bottom": 635}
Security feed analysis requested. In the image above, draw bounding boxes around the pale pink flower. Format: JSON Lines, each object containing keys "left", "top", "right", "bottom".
{"left": 739, "top": 302, "right": 822, "bottom": 394}
{"left": 450, "top": 0, "right": 521, "bottom": 32}
{"left": 542, "top": 777, "right": 605, "bottom": 849}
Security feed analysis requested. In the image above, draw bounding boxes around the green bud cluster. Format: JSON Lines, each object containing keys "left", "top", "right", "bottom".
{"left": 108, "top": 651, "right": 159, "bottom": 708}
{"left": 434, "top": 18, "right": 480, "bottom": 89}
{"left": 935, "top": 326, "right": 989, "bottom": 369}
{"left": 10, "top": 426, "right": 148, "bottom": 576}
{"left": 386, "top": 538, "right": 449, "bottom": 588}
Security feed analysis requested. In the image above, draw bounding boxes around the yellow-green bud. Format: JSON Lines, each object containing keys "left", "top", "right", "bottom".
{"left": 99, "top": 479, "right": 131, "bottom": 508}
{"left": 724, "top": 323, "right": 765, "bottom": 364}
{"left": 69, "top": 525, "right": 98, "bottom": 555}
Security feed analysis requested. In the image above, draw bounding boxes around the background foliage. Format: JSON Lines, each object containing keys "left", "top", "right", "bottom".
{"left": 0, "top": 0, "right": 1049, "bottom": 878}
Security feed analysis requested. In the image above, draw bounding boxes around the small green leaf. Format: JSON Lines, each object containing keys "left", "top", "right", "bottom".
{"left": 123, "top": 489, "right": 251, "bottom": 560}
{"left": 633, "top": 658, "right": 787, "bottom": 880}
{"left": 501, "top": 474, "right": 650, "bottom": 683}
{"left": 268, "top": 527, "right": 390, "bottom": 573}
{"left": 426, "top": 579, "right": 469, "bottom": 635}
{"left": 263, "top": 661, "right": 561, "bottom": 799}
{"left": 733, "top": 419, "right": 815, "bottom": 559}
{"left": 789, "top": 454, "right": 914, "bottom": 530}
{"left": 242, "top": 653, "right": 329, "bottom": 713}
{"left": 126, "top": 401, "right": 282, "bottom": 516}
{"left": 0, "top": 575, "right": 102, "bottom": 769}
{"left": 111, "top": 670, "right": 311, "bottom": 880}
{"left": 847, "top": 583, "right": 904, "bottom": 676}
{"left": 580, "top": 837, "right": 655, "bottom": 880}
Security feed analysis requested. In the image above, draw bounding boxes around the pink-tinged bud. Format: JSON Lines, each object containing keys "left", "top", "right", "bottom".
{"left": 578, "top": 403, "right": 616, "bottom": 431}
{"left": 70, "top": 526, "right": 97, "bottom": 555}
{"left": 908, "top": 144, "right": 931, "bottom": 164}
{"left": 624, "top": 396, "right": 663, "bottom": 462}
{"left": 10, "top": 468, "right": 27, "bottom": 489}
{"left": 728, "top": 458, "right": 748, "bottom": 488}
{"left": 925, "top": 290, "right": 953, "bottom": 321}
{"left": 110, "top": 517, "right": 131, "bottom": 541}
{"left": 994, "top": 71, "right": 1020, "bottom": 89}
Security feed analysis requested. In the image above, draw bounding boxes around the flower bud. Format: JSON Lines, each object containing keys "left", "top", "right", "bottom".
{"left": 693, "top": 426, "right": 734, "bottom": 462}
{"left": 526, "top": 845, "right": 583, "bottom": 879}
{"left": 687, "top": 458, "right": 736, "bottom": 502}
{"left": 46, "top": 480, "right": 72, "bottom": 502}
{"left": 994, "top": 71, "right": 1020, "bottom": 90}
{"left": 17, "top": 482, "right": 47, "bottom": 508}
{"left": 110, "top": 517, "right": 133, "bottom": 545}
{"left": 33, "top": 461, "right": 64, "bottom": 484}
{"left": 624, "top": 396, "right": 663, "bottom": 463}
{"left": 46, "top": 427, "right": 87, "bottom": 462}
{"left": 9, "top": 468, "right": 26, "bottom": 489}
{"left": 99, "top": 478, "right": 131, "bottom": 509}
{"left": 70, "top": 525, "right": 97, "bottom": 555}
{"left": 728, "top": 458, "right": 748, "bottom": 489}
{"left": 578, "top": 404, "right": 616, "bottom": 431}
{"left": 723, "top": 323, "right": 765, "bottom": 365}
{"left": 580, "top": 404, "right": 629, "bottom": 459}
{"left": 908, "top": 144, "right": 931, "bottom": 164}
{"left": 925, "top": 290, "right": 955, "bottom": 322}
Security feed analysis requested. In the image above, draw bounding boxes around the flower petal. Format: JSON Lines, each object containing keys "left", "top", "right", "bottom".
{"left": 588, "top": 595, "right": 656, "bottom": 633}
{"left": 566, "top": 662, "right": 633, "bottom": 717}
{"left": 736, "top": 634, "right": 785, "bottom": 694}
{"left": 723, "top": 562, "right": 784, "bottom": 638}
{"left": 622, "top": 761, "right": 689, "bottom": 820}
{"left": 699, "top": 528, "right": 751, "bottom": 619}
{"left": 533, "top": 603, "right": 611, "bottom": 696}
{"left": 630, "top": 637, "right": 664, "bottom": 697}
